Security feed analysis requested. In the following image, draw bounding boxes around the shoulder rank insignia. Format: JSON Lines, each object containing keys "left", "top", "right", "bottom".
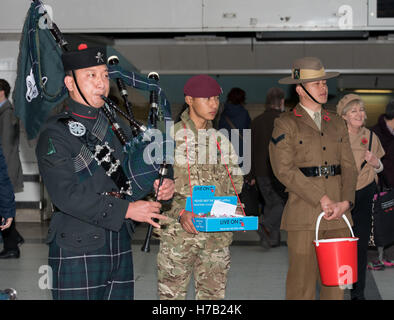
{"left": 271, "top": 134, "right": 285, "bottom": 145}
{"left": 47, "top": 138, "right": 56, "bottom": 155}
{"left": 68, "top": 121, "right": 86, "bottom": 137}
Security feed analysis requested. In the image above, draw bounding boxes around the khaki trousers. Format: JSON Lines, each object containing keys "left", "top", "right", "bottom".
{"left": 286, "top": 228, "right": 350, "bottom": 300}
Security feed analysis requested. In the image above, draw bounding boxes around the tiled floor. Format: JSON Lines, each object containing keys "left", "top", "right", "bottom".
{"left": 0, "top": 222, "right": 393, "bottom": 300}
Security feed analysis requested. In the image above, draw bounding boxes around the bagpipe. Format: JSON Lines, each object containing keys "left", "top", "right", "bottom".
{"left": 17, "top": 0, "right": 174, "bottom": 251}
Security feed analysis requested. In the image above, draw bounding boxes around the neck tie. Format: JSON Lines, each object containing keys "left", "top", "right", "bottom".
{"left": 313, "top": 111, "right": 321, "bottom": 130}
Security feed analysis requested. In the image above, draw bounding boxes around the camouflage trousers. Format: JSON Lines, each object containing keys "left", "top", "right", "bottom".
{"left": 157, "top": 223, "right": 231, "bottom": 300}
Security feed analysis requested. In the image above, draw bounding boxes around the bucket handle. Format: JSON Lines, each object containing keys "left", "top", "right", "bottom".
{"left": 315, "top": 212, "right": 355, "bottom": 247}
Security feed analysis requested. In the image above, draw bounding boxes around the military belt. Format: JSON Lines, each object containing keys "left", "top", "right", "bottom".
{"left": 299, "top": 165, "right": 341, "bottom": 177}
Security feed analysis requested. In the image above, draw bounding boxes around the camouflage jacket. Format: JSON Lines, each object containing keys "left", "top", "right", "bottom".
{"left": 158, "top": 109, "right": 243, "bottom": 249}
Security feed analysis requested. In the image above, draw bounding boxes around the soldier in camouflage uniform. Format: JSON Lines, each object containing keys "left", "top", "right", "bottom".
{"left": 157, "top": 75, "right": 243, "bottom": 300}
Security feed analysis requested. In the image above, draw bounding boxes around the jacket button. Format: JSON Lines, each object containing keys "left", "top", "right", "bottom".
{"left": 299, "top": 141, "right": 303, "bottom": 144}
{"left": 323, "top": 147, "right": 326, "bottom": 151}
{"left": 60, "top": 233, "right": 66, "bottom": 238}
{"left": 93, "top": 235, "right": 100, "bottom": 240}
{"left": 108, "top": 203, "right": 113, "bottom": 208}
{"left": 321, "top": 132, "right": 324, "bottom": 136}
{"left": 76, "top": 237, "right": 82, "bottom": 243}
{"left": 102, "top": 212, "right": 107, "bottom": 217}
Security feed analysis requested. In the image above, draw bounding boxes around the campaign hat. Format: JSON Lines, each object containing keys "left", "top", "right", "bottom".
{"left": 279, "top": 57, "right": 339, "bottom": 85}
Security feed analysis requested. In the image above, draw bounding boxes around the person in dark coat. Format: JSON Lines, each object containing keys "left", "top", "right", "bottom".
{"left": 218, "top": 88, "right": 256, "bottom": 217}
{"left": 369, "top": 99, "right": 394, "bottom": 269}
{"left": 371, "top": 100, "right": 394, "bottom": 188}
{"left": 35, "top": 44, "right": 173, "bottom": 300}
{"left": 251, "top": 87, "right": 286, "bottom": 248}
{"left": 0, "top": 79, "right": 24, "bottom": 259}
{"left": 218, "top": 87, "right": 251, "bottom": 160}
{"left": 0, "top": 143, "right": 16, "bottom": 233}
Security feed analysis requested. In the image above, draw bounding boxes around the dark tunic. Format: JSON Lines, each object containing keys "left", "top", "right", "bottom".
{"left": 36, "top": 97, "right": 135, "bottom": 299}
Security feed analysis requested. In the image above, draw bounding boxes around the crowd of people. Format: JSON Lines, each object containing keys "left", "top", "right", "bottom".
{"left": 0, "top": 46, "right": 393, "bottom": 301}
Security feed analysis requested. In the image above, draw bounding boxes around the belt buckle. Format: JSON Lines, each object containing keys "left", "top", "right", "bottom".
{"left": 319, "top": 165, "right": 330, "bottom": 177}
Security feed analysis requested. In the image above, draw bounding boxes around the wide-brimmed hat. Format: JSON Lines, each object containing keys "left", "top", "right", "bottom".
{"left": 279, "top": 57, "right": 340, "bottom": 85}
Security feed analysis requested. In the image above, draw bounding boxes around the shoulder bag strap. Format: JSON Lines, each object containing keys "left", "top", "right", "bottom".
{"left": 360, "top": 130, "right": 373, "bottom": 170}
{"left": 224, "top": 116, "right": 243, "bottom": 139}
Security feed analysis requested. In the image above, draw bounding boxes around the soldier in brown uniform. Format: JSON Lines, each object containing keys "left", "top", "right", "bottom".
{"left": 269, "top": 57, "right": 358, "bottom": 300}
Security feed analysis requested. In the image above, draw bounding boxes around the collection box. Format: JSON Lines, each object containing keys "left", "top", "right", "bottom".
{"left": 185, "top": 185, "right": 258, "bottom": 232}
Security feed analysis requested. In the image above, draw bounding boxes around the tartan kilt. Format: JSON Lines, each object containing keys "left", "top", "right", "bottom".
{"left": 48, "top": 223, "right": 134, "bottom": 300}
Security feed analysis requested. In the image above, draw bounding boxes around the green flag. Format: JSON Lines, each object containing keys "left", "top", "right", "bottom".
{"left": 13, "top": 0, "right": 67, "bottom": 140}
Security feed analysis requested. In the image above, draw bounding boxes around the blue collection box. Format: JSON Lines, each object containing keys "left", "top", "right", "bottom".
{"left": 185, "top": 185, "right": 258, "bottom": 232}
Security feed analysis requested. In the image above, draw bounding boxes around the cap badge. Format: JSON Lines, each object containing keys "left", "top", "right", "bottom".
{"left": 95, "top": 52, "right": 104, "bottom": 63}
{"left": 293, "top": 68, "right": 300, "bottom": 79}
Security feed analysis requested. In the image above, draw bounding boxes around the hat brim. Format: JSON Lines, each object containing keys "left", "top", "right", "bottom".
{"left": 278, "top": 72, "right": 340, "bottom": 85}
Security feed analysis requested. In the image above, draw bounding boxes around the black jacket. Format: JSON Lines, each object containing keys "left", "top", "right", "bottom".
{"left": 36, "top": 98, "right": 134, "bottom": 254}
{"left": 371, "top": 114, "right": 394, "bottom": 187}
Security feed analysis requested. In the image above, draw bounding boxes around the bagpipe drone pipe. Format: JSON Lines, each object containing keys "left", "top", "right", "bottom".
{"left": 104, "top": 65, "right": 174, "bottom": 203}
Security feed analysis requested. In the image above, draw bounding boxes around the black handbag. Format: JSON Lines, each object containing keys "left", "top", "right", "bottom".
{"left": 372, "top": 175, "right": 394, "bottom": 247}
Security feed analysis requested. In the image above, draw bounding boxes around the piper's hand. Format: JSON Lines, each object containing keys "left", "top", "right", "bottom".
{"left": 154, "top": 178, "right": 175, "bottom": 201}
{"left": 179, "top": 210, "right": 199, "bottom": 235}
{"left": 125, "top": 201, "right": 167, "bottom": 228}
{"left": 0, "top": 217, "right": 13, "bottom": 231}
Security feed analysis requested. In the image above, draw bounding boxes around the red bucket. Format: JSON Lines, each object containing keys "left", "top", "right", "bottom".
{"left": 313, "top": 212, "right": 358, "bottom": 287}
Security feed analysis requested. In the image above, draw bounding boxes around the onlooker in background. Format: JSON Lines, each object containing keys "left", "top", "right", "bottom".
{"left": 219, "top": 87, "right": 251, "bottom": 160}
{"left": 371, "top": 100, "right": 394, "bottom": 188}
{"left": 369, "top": 99, "right": 394, "bottom": 269}
{"left": 0, "top": 143, "right": 16, "bottom": 233}
{"left": 0, "top": 79, "right": 24, "bottom": 259}
{"left": 218, "top": 88, "right": 258, "bottom": 217}
{"left": 337, "top": 94, "right": 385, "bottom": 300}
{"left": 251, "top": 87, "right": 286, "bottom": 248}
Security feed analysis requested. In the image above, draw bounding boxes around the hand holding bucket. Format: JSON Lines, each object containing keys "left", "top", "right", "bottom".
{"left": 314, "top": 212, "right": 358, "bottom": 286}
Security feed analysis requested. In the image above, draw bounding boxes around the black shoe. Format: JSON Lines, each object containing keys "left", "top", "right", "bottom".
{"left": 0, "top": 249, "right": 20, "bottom": 259}
{"left": 17, "top": 235, "right": 24, "bottom": 246}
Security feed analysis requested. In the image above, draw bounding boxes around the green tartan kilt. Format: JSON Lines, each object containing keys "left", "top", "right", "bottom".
{"left": 48, "top": 224, "right": 134, "bottom": 300}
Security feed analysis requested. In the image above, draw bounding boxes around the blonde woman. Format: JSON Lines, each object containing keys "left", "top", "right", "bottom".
{"left": 337, "top": 94, "right": 385, "bottom": 300}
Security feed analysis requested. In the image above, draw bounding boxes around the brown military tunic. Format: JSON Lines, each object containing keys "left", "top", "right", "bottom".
{"left": 269, "top": 104, "right": 357, "bottom": 231}
{"left": 269, "top": 103, "right": 358, "bottom": 300}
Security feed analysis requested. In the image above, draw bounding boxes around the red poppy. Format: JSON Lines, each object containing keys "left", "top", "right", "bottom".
{"left": 323, "top": 115, "right": 331, "bottom": 122}
{"left": 361, "top": 137, "right": 368, "bottom": 145}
